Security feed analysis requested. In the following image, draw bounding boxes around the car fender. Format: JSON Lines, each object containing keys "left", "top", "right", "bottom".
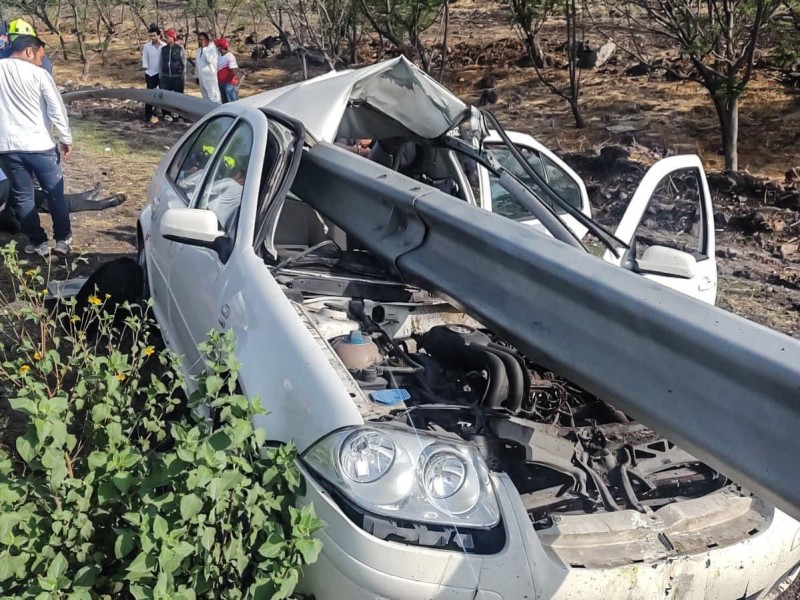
{"left": 214, "top": 250, "right": 365, "bottom": 451}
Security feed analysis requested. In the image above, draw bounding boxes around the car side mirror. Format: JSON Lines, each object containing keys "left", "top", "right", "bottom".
{"left": 160, "top": 207, "right": 232, "bottom": 261}
{"left": 635, "top": 245, "right": 698, "bottom": 279}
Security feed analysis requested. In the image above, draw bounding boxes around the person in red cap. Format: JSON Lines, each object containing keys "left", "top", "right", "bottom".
{"left": 159, "top": 28, "right": 187, "bottom": 121}
{"left": 215, "top": 38, "right": 239, "bottom": 103}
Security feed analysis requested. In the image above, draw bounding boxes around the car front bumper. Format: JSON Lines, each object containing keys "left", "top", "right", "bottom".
{"left": 296, "top": 463, "right": 800, "bottom": 600}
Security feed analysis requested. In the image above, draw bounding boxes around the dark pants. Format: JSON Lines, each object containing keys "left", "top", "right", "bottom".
{"left": 144, "top": 73, "right": 159, "bottom": 119}
{"left": 219, "top": 83, "right": 238, "bottom": 104}
{"left": 0, "top": 150, "right": 70, "bottom": 245}
{"left": 0, "top": 179, "right": 8, "bottom": 214}
{"left": 159, "top": 75, "right": 184, "bottom": 117}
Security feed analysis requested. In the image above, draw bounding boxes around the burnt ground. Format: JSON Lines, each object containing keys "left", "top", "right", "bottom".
{"left": 1, "top": 0, "right": 799, "bottom": 594}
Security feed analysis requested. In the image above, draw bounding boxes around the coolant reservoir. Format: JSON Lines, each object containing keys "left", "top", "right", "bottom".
{"left": 331, "top": 331, "right": 383, "bottom": 370}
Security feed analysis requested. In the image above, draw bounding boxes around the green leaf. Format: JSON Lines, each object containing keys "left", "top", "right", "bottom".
{"left": 271, "top": 567, "right": 300, "bottom": 600}
{"left": 15, "top": 433, "right": 36, "bottom": 464}
{"left": 126, "top": 552, "right": 155, "bottom": 581}
{"left": 153, "top": 515, "right": 169, "bottom": 540}
{"left": 205, "top": 375, "right": 224, "bottom": 396}
{"left": 173, "top": 541, "right": 194, "bottom": 561}
{"left": 294, "top": 538, "right": 323, "bottom": 564}
{"left": 112, "top": 471, "right": 137, "bottom": 494}
{"left": 114, "top": 529, "right": 136, "bottom": 559}
{"left": 87, "top": 451, "right": 107, "bottom": 470}
{"left": 200, "top": 526, "right": 215, "bottom": 552}
{"left": 257, "top": 533, "right": 285, "bottom": 559}
{"left": 180, "top": 494, "right": 203, "bottom": 521}
{"left": 9, "top": 396, "right": 37, "bottom": 416}
{"left": 219, "top": 470, "right": 243, "bottom": 492}
{"left": 73, "top": 565, "right": 99, "bottom": 587}
{"left": 46, "top": 552, "right": 68, "bottom": 580}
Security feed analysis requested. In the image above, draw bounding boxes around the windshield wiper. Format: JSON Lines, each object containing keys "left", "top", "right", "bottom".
{"left": 481, "top": 110, "right": 627, "bottom": 257}
{"left": 442, "top": 136, "right": 584, "bottom": 250}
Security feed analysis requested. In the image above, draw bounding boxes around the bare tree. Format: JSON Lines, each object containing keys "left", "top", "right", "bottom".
{"left": 9, "top": 0, "right": 70, "bottom": 59}
{"left": 359, "top": 0, "right": 445, "bottom": 73}
{"left": 508, "top": 0, "right": 586, "bottom": 128}
{"left": 266, "top": 0, "right": 359, "bottom": 70}
{"left": 607, "top": 0, "right": 783, "bottom": 172}
{"left": 506, "top": 0, "right": 555, "bottom": 67}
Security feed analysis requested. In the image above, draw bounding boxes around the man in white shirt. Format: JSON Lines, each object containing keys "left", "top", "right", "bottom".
{"left": 141, "top": 25, "right": 165, "bottom": 124}
{"left": 0, "top": 35, "right": 73, "bottom": 256}
{"left": 194, "top": 32, "right": 220, "bottom": 103}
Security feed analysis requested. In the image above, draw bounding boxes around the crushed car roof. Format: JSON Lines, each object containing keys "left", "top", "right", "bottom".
{"left": 239, "top": 56, "right": 469, "bottom": 142}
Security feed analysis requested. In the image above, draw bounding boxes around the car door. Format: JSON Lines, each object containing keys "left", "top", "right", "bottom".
{"left": 478, "top": 131, "right": 591, "bottom": 239}
{"left": 602, "top": 155, "right": 718, "bottom": 304}
{"left": 166, "top": 110, "right": 267, "bottom": 372}
{"left": 147, "top": 116, "right": 236, "bottom": 333}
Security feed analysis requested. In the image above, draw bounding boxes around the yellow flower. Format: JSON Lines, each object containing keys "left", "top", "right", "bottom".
{"left": 143, "top": 346, "right": 155, "bottom": 356}
{"left": 25, "top": 268, "right": 37, "bottom": 277}
{"left": 19, "top": 365, "right": 30, "bottom": 376}
{"left": 116, "top": 373, "right": 126, "bottom": 382}
{"left": 33, "top": 351, "right": 42, "bottom": 361}
{"left": 88, "top": 296, "right": 101, "bottom": 306}
{"left": 105, "top": 293, "right": 111, "bottom": 299}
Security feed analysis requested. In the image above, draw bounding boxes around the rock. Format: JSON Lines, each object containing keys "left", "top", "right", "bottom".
{"left": 785, "top": 167, "right": 800, "bottom": 184}
{"left": 780, "top": 243, "right": 799, "bottom": 259}
{"left": 716, "top": 247, "right": 739, "bottom": 259}
{"left": 714, "top": 211, "right": 731, "bottom": 228}
{"left": 625, "top": 63, "right": 651, "bottom": 77}
{"left": 606, "top": 124, "right": 642, "bottom": 134}
{"left": 733, "top": 268, "right": 752, "bottom": 279}
{"left": 576, "top": 42, "right": 597, "bottom": 69}
{"left": 600, "top": 145, "right": 630, "bottom": 162}
{"left": 595, "top": 41, "right": 616, "bottom": 68}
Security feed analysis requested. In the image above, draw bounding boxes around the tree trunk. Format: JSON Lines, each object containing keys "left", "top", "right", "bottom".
{"left": 438, "top": 0, "right": 449, "bottom": 82}
{"left": 712, "top": 92, "right": 739, "bottom": 172}
{"left": 522, "top": 31, "right": 546, "bottom": 68}
{"left": 569, "top": 98, "right": 585, "bottom": 128}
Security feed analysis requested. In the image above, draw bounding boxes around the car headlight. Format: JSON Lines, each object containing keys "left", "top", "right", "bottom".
{"left": 303, "top": 425, "right": 500, "bottom": 528}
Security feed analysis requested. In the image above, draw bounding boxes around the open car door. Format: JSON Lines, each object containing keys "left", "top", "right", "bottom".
{"left": 479, "top": 131, "right": 592, "bottom": 239}
{"left": 603, "top": 155, "right": 718, "bottom": 304}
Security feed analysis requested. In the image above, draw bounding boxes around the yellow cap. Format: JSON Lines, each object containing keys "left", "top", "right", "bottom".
{"left": 8, "top": 18, "right": 36, "bottom": 39}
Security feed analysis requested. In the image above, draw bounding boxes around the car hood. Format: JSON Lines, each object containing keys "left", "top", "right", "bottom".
{"left": 239, "top": 56, "right": 469, "bottom": 142}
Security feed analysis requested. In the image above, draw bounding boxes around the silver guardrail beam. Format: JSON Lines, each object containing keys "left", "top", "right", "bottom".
{"left": 296, "top": 142, "right": 800, "bottom": 521}
{"left": 62, "top": 88, "right": 215, "bottom": 122}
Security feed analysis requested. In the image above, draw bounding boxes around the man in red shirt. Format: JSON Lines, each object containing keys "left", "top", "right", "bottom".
{"left": 214, "top": 38, "right": 239, "bottom": 103}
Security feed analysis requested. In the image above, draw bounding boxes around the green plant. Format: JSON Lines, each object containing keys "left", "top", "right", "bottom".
{"left": 0, "top": 242, "right": 323, "bottom": 599}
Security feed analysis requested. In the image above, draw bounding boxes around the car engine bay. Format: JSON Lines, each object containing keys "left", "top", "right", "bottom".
{"left": 268, "top": 240, "right": 734, "bottom": 531}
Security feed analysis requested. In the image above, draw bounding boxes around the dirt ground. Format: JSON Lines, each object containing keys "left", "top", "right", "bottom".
{"left": 1, "top": 1, "right": 799, "bottom": 595}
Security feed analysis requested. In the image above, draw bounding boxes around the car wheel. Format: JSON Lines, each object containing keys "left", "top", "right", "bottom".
{"left": 137, "top": 236, "right": 151, "bottom": 300}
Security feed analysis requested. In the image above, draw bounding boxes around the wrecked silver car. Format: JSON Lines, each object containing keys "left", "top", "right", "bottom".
{"left": 130, "top": 57, "right": 800, "bottom": 598}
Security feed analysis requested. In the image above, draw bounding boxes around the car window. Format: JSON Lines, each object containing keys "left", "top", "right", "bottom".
{"left": 195, "top": 121, "right": 254, "bottom": 237}
{"left": 486, "top": 145, "right": 581, "bottom": 220}
{"left": 541, "top": 155, "right": 582, "bottom": 211}
{"left": 168, "top": 116, "right": 236, "bottom": 202}
{"left": 632, "top": 167, "right": 708, "bottom": 260}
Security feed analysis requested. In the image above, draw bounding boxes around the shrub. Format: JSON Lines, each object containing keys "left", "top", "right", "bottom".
{"left": 0, "top": 243, "right": 323, "bottom": 599}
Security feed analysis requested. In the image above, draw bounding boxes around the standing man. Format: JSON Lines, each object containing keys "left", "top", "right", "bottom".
{"left": 0, "top": 35, "right": 73, "bottom": 257}
{"left": 215, "top": 38, "right": 239, "bottom": 103}
{"left": 141, "top": 24, "right": 164, "bottom": 124}
{"left": 1, "top": 19, "right": 53, "bottom": 74}
{"left": 159, "top": 28, "right": 186, "bottom": 122}
{"left": 194, "top": 32, "right": 220, "bottom": 103}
